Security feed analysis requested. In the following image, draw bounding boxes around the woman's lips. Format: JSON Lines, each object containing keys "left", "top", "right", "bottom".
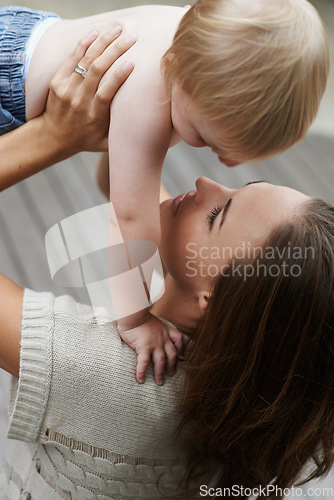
{"left": 172, "top": 194, "right": 186, "bottom": 215}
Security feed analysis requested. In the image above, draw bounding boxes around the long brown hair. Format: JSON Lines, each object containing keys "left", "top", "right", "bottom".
{"left": 178, "top": 198, "right": 334, "bottom": 498}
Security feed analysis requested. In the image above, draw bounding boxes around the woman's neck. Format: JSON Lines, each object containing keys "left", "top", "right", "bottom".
{"left": 151, "top": 274, "right": 199, "bottom": 333}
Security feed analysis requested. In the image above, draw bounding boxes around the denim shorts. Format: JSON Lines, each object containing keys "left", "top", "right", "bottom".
{"left": 0, "top": 6, "right": 60, "bottom": 135}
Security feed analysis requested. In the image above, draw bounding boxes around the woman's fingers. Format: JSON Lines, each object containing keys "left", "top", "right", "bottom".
{"left": 76, "top": 28, "right": 122, "bottom": 77}
{"left": 51, "top": 28, "right": 136, "bottom": 100}
{"left": 82, "top": 32, "right": 137, "bottom": 95}
{"left": 94, "top": 60, "right": 134, "bottom": 109}
{"left": 104, "top": 32, "right": 138, "bottom": 62}
{"left": 43, "top": 28, "right": 135, "bottom": 152}
{"left": 54, "top": 31, "right": 100, "bottom": 79}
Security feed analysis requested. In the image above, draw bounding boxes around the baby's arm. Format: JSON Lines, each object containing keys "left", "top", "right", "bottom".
{"left": 108, "top": 111, "right": 183, "bottom": 383}
{"left": 106, "top": 72, "right": 182, "bottom": 383}
{"left": 108, "top": 80, "right": 170, "bottom": 244}
{"left": 97, "top": 153, "right": 181, "bottom": 385}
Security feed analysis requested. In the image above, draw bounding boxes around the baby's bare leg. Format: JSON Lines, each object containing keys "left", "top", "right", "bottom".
{"left": 97, "top": 152, "right": 110, "bottom": 199}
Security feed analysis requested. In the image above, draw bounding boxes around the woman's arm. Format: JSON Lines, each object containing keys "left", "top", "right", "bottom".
{"left": 0, "top": 30, "right": 135, "bottom": 191}
{"left": 0, "top": 274, "right": 23, "bottom": 378}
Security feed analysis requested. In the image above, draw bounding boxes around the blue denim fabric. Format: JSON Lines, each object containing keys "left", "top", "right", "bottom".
{"left": 0, "top": 6, "right": 59, "bottom": 135}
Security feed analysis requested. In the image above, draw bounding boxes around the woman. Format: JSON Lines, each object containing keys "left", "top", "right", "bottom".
{"left": 0, "top": 173, "right": 333, "bottom": 499}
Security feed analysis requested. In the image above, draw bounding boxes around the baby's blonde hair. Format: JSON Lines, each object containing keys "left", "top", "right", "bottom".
{"left": 162, "top": 0, "right": 330, "bottom": 161}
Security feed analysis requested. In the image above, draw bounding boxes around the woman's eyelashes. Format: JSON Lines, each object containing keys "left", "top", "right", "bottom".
{"left": 207, "top": 205, "right": 222, "bottom": 228}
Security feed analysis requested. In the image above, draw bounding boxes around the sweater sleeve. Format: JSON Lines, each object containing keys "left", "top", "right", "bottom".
{"left": 7, "top": 289, "right": 186, "bottom": 462}
{"left": 8, "top": 289, "right": 55, "bottom": 442}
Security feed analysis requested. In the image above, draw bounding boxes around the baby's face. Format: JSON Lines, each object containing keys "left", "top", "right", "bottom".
{"left": 170, "top": 84, "right": 242, "bottom": 167}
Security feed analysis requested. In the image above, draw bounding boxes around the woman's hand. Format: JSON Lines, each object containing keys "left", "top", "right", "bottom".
{"left": 0, "top": 29, "right": 135, "bottom": 191}
{"left": 43, "top": 28, "right": 136, "bottom": 153}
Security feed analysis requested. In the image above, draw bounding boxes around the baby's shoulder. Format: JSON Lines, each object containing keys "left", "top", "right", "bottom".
{"left": 123, "top": 5, "right": 185, "bottom": 64}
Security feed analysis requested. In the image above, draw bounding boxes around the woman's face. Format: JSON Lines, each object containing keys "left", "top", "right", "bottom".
{"left": 159, "top": 177, "right": 308, "bottom": 292}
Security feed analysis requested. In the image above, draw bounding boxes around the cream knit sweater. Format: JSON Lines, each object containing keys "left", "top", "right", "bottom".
{"left": 0, "top": 289, "right": 191, "bottom": 500}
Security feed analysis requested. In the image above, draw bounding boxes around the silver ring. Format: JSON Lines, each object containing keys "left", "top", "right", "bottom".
{"left": 73, "top": 64, "right": 88, "bottom": 78}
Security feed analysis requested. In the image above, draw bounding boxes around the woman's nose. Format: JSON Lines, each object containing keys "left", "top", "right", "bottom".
{"left": 195, "top": 176, "right": 232, "bottom": 203}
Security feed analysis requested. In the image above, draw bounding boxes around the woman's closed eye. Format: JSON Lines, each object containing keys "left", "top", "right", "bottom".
{"left": 206, "top": 205, "right": 222, "bottom": 228}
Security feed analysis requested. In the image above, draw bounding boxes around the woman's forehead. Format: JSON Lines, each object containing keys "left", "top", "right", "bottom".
{"left": 213, "top": 183, "right": 308, "bottom": 248}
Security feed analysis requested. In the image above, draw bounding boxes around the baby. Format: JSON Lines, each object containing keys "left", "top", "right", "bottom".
{"left": 0, "top": 1, "right": 329, "bottom": 383}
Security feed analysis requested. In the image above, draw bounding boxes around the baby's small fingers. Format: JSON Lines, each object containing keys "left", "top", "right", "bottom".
{"left": 168, "top": 328, "right": 184, "bottom": 355}
{"left": 152, "top": 350, "right": 166, "bottom": 386}
{"left": 164, "top": 341, "right": 178, "bottom": 377}
{"left": 136, "top": 351, "right": 151, "bottom": 384}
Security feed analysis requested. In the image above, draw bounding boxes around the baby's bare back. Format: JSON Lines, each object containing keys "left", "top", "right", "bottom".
{"left": 25, "top": 5, "right": 185, "bottom": 121}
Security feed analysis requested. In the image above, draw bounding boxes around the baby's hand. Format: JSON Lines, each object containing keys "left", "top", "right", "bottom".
{"left": 118, "top": 313, "right": 183, "bottom": 385}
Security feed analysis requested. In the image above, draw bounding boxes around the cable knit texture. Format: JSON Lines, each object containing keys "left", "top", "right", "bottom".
{"left": 0, "top": 289, "right": 191, "bottom": 500}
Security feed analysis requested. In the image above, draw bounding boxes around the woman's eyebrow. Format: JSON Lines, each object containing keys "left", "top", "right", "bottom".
{"left": 218, "top": 181, "right": 268, "bottom": 229}
{"left": 243, "top": 180, "right": 267, "bottom": 187}
{"left": 219, "top": 198, "right": 232, "bottom": 229}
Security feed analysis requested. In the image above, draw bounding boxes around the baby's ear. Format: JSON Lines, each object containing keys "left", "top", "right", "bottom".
{"left": 163, "top": 52, "right": 175, "bottom": 68}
